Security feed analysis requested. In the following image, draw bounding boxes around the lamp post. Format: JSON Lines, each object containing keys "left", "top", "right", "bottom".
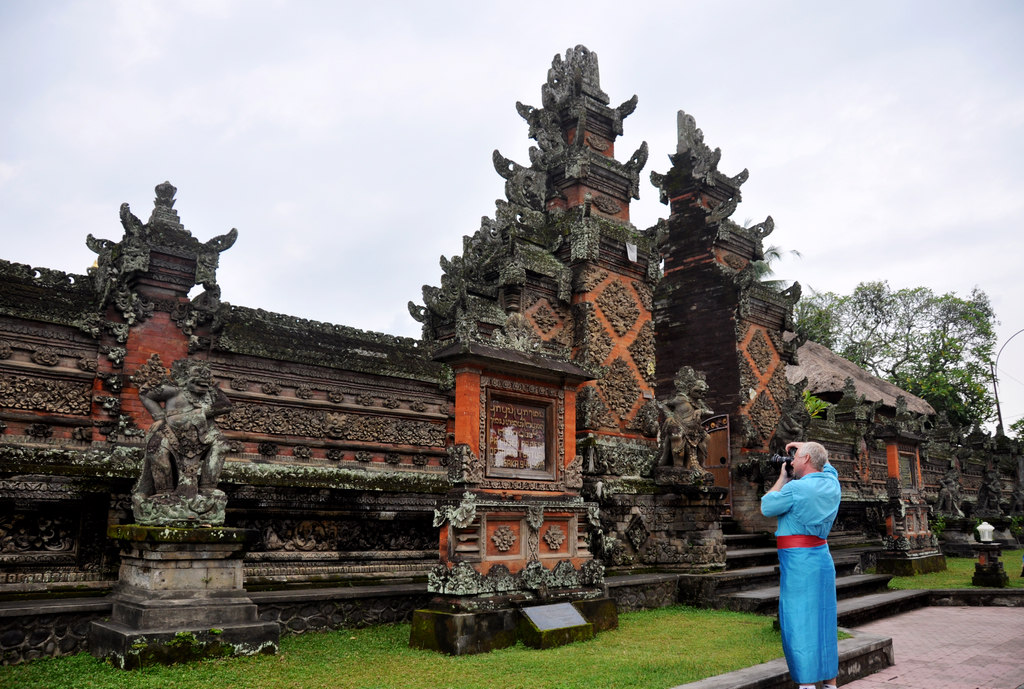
{"left": 992, "top": 327, "right": 1024, "bottom": 435}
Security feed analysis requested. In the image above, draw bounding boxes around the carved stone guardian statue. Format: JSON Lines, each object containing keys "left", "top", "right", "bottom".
{"left": 132, "top": 358, "right": 232, "bottom": 526}
{"left": 935, "top": 459, "right": 965, "bottom": 518}
{"left": 655, "top": 366, "right": 713, "bottom": 485}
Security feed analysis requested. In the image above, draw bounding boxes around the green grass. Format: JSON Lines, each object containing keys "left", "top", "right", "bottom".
{"left": 886, "top": 549, "right": 1024, "bottom": 590}
{"left": 0, "top": 606, "right": 785, "bottom": 689}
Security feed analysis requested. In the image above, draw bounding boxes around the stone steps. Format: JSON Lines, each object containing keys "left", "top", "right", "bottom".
{"left": 835, "top": 588, "right": 930, "bottom": 627}
{"left": 718, "top": 573, "right": 892, "bottom": 615}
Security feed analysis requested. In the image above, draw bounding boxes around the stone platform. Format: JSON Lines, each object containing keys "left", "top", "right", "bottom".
{"left": 89, "top": 525, "right": 279, "bottom": 668}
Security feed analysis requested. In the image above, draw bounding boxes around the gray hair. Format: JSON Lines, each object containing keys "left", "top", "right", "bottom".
{"left": 801, "top": 442, "right": 829, "bottom": 471}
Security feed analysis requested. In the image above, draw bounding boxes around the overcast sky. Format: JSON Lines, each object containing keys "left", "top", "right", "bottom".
{"left": 2, "top": 1, "right": 1023, "bottom": 433}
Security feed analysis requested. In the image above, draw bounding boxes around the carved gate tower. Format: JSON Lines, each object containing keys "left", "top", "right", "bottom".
{"left": 651, "top": 113, "right": 803, "bottom": 530}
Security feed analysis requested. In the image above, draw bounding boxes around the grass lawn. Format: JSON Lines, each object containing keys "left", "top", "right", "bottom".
{"left": 0, "top": 605, "right": 785, "bottom": 689}
{"left": 885, "top": 548, "right": 1024, "bottom": 590}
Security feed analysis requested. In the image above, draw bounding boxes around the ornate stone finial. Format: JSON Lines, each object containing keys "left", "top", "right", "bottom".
{"left": 542, "top": 45, "right": 609, "bottom": 110}
{"left": 154, "top": 181, "right": 177, "bottom": 208}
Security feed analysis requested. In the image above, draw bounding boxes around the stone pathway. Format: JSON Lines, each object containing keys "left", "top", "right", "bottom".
{"left": 844, "top": 606, "right": 1024, "bottom": 689}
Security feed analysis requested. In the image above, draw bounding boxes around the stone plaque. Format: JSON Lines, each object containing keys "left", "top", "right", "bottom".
{"left": 521, "top": 602, "right": 587, "bottom": 630}
{"left": 486, "top": 397, "right": 553, "bottom": 479}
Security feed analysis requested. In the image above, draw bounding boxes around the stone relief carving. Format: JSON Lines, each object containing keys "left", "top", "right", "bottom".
{"left": 492, "top": 525, "right": 517, "bottom": 552}
{"left": 628, "top": 321, "right": 656, "bottom": 384}
{"left": 657, "top": 367, "right": 712, "bottom": 477}
{"left": 596, "top": 280, "right": 640, "bottom": 337}
{"left": 0, "top": 373, "right": 91, "bottom": 415}
{"left": 596, "top": 357, "right": 641, "bottom": 419}
{"left": 132, "top": 358, "right": 232, "bottom": 526}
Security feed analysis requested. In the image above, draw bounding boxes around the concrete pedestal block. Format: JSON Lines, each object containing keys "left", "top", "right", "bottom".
{"left": 89, "top": 525, "right": 279, "bottom": 668}
{"left": 409, "top": 596, "right": 616, "bottom": 655}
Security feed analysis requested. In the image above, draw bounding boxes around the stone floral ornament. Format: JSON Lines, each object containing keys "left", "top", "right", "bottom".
{"left": 131, "top": 358, "right": 232, "bottom": 526}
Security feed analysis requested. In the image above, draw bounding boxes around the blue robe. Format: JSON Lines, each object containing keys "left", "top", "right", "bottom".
{"left": 761, "top": 464, "right": 841, "bottom": 684}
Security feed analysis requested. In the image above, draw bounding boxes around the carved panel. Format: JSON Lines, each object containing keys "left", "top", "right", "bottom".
{"left": 627, "top": 321, "right": 656, "bottom": 384}
{"left": 596, "top": 357, "right": 641, "bottom": 419}
{"left": 532, "top": 303, "right": 558, "bottom": 334}
{"left": 572, "top": 303, "right": 613, "bottom": 369}
{"left": 746, "top": 328, "right": 773, "bottom": 377}
{"left": 596, "top": 280, "right": 639, "bottom": 337}
{"left": 0, "top": 373, "right": 92, "bottom": 415}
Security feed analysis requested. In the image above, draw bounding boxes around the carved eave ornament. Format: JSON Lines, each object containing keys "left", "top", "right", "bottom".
{"left": 86, "top": 182, "right": 237, "bottom": 325}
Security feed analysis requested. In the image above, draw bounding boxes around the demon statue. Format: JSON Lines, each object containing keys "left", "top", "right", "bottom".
{"left": 132, "top": 359, "right": 232, "bottom": 526}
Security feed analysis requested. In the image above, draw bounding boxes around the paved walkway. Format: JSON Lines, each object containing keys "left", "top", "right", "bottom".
{"left": 844, "top": 606, "right": 1024, "bottom": 689}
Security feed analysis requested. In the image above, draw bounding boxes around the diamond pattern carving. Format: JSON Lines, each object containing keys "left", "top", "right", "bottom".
{"left": 597, "top": 280, "right": 639, "bottom": 337}
{"left": 746, "top": 328, "right": 774, "bottom": 377}
{"left": 627, "top": 321, "right": 655, "bottom": 384}
{"left": 532, "top": 302, "right": 558, "bottom": 334}
{"left": 597, "top": 357, "right": 642, "bottom": 419}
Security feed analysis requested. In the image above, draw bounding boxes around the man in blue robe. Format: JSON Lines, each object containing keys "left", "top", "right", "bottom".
{"left": 760, "top": 441, "right": 841, "bottom": 689}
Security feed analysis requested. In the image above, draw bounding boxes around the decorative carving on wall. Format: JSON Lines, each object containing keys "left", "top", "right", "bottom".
{"left": 250, "top": 517, "right": 435, "bottom": 553}
{"left": 326, "top": 448, "right": 343, "bottom": 461}
{"left": 543, "top": 524, "right": 566, "bottom": 550}
{"left": 356, "top": 393, "right": 375, "bottom": 406}
{"left": 492, "top": 525, "right": 517, "bottom": 552}
{"left": 597, "top": 357, "right": 641, "bottom": 419}
{"left": 25, "top": 423, "right": 53, "bottom": 439}
{"left": 261, "top": 381, "right": 282, "bottom": 395}
{"left": 226, "top": 403, "right": 327, "bottom": 438}
{"left": 447, "top": 444, "right": 484, "bottom": 485}
{"left": 382, "top": 395, "right": 400, "bottom": 409}
{"left": 577, "top": 385, "right": 617, "bottom": 430}
{"left": 574, "top": 266, "right": 609, "bottom": 294}
{"left": 230, "top": 377, "right": 250, "bottom": 392}
{"left": 745, "top": 391, "right": 779, "bottom": 447}
{"left": 746, "top": 328, "right": 773, "bottom": 376}
{"left": 385, "top": 452, "right": 401, "bottom": 465}
{"left": 327, "top": 388, "right": 345, "bottom": 404}
{"left": 31, "top": 346, "right": 61, "bottom": 366}
{"left": 573, "top": 303, "right": 613, "bottom": 369}
{"left": 532, "top": 303, "right": 559, "bottom": 334}
{"left": 0, "top": 340, "right": 11, "bottom": 358}
{"left": 0, "top": 373, "right": 92, "bottom": 415}
{"left": 410, "top": 400, "right": 427, "bottom": 413}
{"left": 355, "top": 451, "right": 372, "bottom": 463}
{"left": 596, "top": 280, "right": 639, "bottom": 337}
{"left": 295, "top": 385, "right": 314, "bottom": 400}
{"left": 631, "top": 280, "right": 653, "bottom": 311}
{"left": 325, "top": 412, "right": 445, "bottom": 447}
{"left": 628, "top": 321, "right": 656, "bottom": 384}
{"left": 0, "top": 512, "right": 75, "bottom": 556}
{"left": 592, "top": 195, "right": 621, "bottom": 216}
{"left": 292, "top": 445, "right": 312, "bottom": 460}
{"left": 565, "top": 454, "right": 583, "bottom": 489}
{"left": 258, "top": 442, "right": 278, "bottom": 457}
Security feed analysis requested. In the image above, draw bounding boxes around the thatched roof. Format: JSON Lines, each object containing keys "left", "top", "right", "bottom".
{"left": 786, "top": 338, "right": 935, "bottom": 416}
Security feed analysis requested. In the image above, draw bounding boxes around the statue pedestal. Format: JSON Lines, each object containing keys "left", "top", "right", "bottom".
{"left": 89, "top": 525, "right": 279, "bottom": 668}
{"left": 971, "top": 542, "right": 1008, "bottom": 588}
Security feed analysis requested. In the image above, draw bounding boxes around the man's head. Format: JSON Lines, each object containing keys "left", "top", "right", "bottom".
{"left": 792, "top": 441, "right": 828, "bottom": 478}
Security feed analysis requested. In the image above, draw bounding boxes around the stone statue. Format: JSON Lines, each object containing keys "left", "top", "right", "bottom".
{"left": 974, "top": 461, "right": 1002, "bottom": 516}
{"left": 1007, "top": 466, "right": 1024, "bottom": 515}
{"left": 132, "top": 358, "right": 232, "bottom": 526}
{"left": 935, "top": 460, "right": 965, "bottom": 517}
{"left": 658, "top": 367, "right": 711, "bottom": 474}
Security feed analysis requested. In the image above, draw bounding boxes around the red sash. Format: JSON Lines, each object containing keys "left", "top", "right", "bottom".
{"left": 776, "top": 535, "right": 827, "bottom": 549}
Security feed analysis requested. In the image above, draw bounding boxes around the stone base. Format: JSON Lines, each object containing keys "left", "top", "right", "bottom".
{"left": 409, "top": 596, "right": 616, "bottom": 655}
{"left": 90, "top": 619, "right": 279, "bottom": 669}
{"left": 89, "top": 525, "right": 279, "bottom": 668}
{"left": 875, "top": 552, "right": 947, "bottom": 576}
{"left": 972, "top": 561, "right": 1009, "bottom": 588}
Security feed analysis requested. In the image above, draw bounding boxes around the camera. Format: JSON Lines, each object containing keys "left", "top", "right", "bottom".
{"left": 767, "top": 447, "right": 797, "bottom": 476}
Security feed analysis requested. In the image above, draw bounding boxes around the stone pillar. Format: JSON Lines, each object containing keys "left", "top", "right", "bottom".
{"left": 876, "top": 434, "right": 946, "bottom": 575}
{"left": 89, "top": 525, "right": 279, "bottom": 668}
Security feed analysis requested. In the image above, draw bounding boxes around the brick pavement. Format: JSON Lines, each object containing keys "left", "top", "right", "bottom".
{"left": 843, "top": 606, "right": 1024, "bottom": 689}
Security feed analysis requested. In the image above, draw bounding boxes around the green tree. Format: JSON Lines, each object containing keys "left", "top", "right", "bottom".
{"left": 794, "top": 281, "right": 996, "bottom": 428}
